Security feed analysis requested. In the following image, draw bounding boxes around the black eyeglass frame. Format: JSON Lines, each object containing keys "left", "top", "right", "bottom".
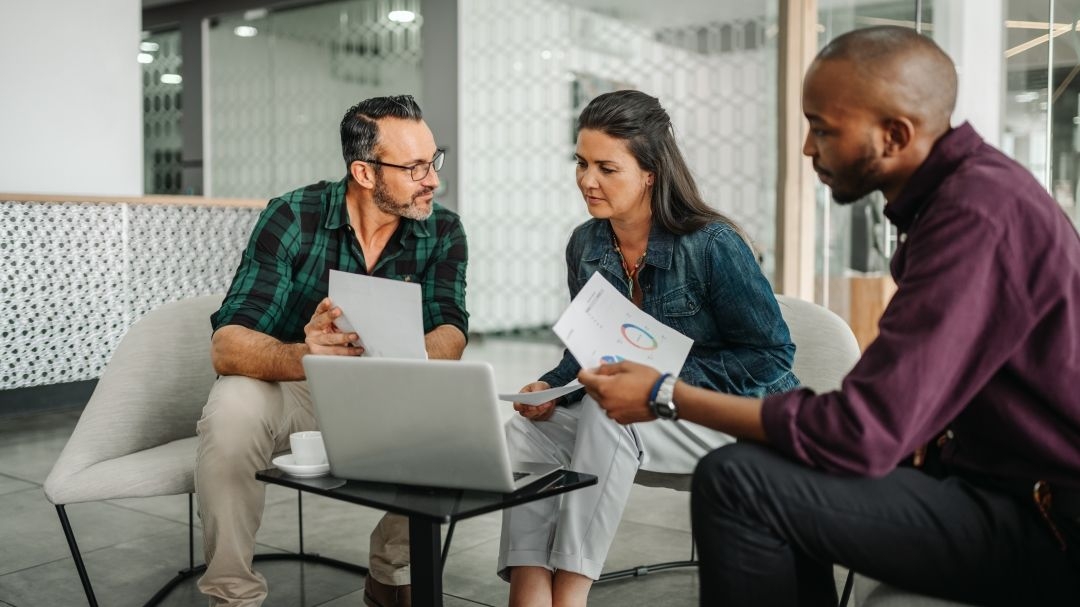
{"left": 359, "top": 148, "right": 446, "bottom": 181}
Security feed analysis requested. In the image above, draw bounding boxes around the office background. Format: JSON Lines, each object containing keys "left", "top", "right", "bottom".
{"left": 3, "top": 0, "right": 1079, "bottom": 406}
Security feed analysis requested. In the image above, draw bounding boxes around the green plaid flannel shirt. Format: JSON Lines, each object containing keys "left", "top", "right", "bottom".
{"left": 212, "top": 178, "right": 468, "bottom": 342}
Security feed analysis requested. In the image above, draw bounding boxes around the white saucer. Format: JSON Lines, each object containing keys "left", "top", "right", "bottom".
{"left": 272, "top": 454, "right": 330, "bottom": 478}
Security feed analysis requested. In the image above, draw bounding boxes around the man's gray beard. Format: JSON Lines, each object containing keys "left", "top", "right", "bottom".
{"left": 373, "top": 180, "right": 433, "bottom": 221}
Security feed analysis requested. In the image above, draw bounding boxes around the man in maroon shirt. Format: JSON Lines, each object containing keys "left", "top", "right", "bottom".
{"left": 578, "top": 26, "right": 1080, "bottom": 606}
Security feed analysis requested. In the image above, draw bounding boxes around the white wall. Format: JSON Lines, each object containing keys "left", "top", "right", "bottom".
{"left": 0, "top": 0, "right": 142, "bottom": 196}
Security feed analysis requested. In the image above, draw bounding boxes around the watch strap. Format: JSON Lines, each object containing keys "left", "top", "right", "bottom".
{"left": 649, "top": 373, "right": 678, "bottom": 420}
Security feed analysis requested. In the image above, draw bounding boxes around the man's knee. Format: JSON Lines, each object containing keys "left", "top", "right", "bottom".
{"left": 692, "top": 443, "right": 780, "bottom": 513}
{"left": 198, "top": 376, "right": 283, "bottom": 458}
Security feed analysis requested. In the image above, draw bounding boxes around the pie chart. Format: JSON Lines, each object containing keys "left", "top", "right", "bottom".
{"left": 620, "top": 323, "right": 658, "bottom": 350}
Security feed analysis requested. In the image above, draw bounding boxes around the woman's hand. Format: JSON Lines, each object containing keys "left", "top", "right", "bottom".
{"left": 578, "top": 361, "right": 661, "bottom": 424}
{"left": 513, "top": 381, "right": 557, "bottom": 421}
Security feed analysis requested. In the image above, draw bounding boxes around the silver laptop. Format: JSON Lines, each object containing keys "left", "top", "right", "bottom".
{"left": 302, "top": 355, "right": 562, "bottom": 493}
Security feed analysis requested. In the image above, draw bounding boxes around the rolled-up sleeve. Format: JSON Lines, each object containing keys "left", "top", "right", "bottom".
{"left": 211, "top": 199, "right": 299, "bottom": 337}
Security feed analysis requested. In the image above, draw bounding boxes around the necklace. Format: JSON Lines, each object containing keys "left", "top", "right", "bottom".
{"left": 612, "top": 232, "right": 647, "bottom": 305}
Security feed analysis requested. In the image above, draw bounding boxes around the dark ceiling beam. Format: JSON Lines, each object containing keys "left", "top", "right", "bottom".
{"left": 143, "top": 0, "right": 324, "bottom": 31}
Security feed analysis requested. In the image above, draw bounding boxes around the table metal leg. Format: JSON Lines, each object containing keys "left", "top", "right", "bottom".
{"left": 409, "top": 516, "right": 443, "bottom": 607}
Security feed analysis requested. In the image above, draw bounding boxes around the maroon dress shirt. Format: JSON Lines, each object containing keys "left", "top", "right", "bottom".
{"left": 761, "top": 123, "right": 1080, "bottom": 488}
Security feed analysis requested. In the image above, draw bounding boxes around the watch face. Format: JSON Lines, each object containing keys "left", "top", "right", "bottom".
{"left": 654, "top": 401, "right": 674, "bottom": 419}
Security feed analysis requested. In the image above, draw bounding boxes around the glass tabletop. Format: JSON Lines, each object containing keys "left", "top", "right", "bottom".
{"left": 256, "top": 469, "right": 597, "bottom": 523}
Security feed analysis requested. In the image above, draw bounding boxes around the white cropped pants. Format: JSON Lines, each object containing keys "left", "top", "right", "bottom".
{"left": 497, "top": 395, "right": 733, "bottom": 580}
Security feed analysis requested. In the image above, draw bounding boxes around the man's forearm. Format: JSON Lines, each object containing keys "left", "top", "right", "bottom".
{"left": 211, "top": 325, "right": 309, "bottom": 381}
{"left": 425, "top": 324, "right": 466, "bottom": 360}
{"left": 674, "top": 381, "right": 768, "bottom": 442}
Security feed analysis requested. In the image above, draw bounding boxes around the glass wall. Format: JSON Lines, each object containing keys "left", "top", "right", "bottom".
{"left": 205, "top": 0, "right": 423, "bottom": 199}
{"left": 808, "top": 0, "right": 1077, "bottom": 346}
{"left": 1003, "top": 0, "right": 1080, "bottom": 228}
{"left": 813, "top": 1, "right": 931, "bottom": 345}
{"left": 141, "top": 29, "right": 184, "bottom": 195}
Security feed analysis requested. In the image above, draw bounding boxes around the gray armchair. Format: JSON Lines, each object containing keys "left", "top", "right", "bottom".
{"left": 43, "top": 295, "right": 365, "bottom": 606}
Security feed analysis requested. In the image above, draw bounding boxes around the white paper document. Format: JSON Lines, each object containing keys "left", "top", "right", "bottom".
{"left": 328, "top": 270, "right": 427, "bottom": 359}
{"left": 498, "top": 381, "right": 583, "bottom": 406}
{"left": 552, "top": 272, "right": 693, "bottom": 375}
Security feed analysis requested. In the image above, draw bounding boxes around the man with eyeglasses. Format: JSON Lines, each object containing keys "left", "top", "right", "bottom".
{"left": 197, "top": 95, "right": 467, "bottom": 607}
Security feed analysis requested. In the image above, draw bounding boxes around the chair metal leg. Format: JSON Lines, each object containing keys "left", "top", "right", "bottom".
{"left": 188, "top": 492, "right": 195, "bottom": 569}
{"left": 141, "top": 494, "right": 205, "bottom": 607}
{"left": 596, "top": 535, "right": 697, "bottom": 583}
{"left": 298, "top": 490, "right": 305, "bottom": 554}
{"left": 55, "top": 505, "right": 99, "bottom": 607}
{"left": 838, "top": 568, "right": 854, "bottom": 607}
{"left": 59, "top": 493, "right": 369, "bottom": 607}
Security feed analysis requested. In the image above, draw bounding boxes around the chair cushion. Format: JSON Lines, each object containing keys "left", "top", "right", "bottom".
{"left": 44, "top": 295, "right": 221, "bottom": 506}
{"left": 45, "top": 436, "right": 198, "bottom": 505}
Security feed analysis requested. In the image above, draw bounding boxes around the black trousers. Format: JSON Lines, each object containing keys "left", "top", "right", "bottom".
{"left": 690, "top": 444, "right": 1080, "bottom": 607}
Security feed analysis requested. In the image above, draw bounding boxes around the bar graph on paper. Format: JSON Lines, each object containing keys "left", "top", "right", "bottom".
{"left": 553, "top": 272, "right": 693, "bottom": 375}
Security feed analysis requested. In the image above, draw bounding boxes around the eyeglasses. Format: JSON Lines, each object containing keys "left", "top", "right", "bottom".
{"left": 361, "top": 149, "right": 445, "bottom": 181}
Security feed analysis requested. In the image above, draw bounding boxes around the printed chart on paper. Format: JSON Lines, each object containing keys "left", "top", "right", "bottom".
{"left": 553, "top": 272, "right": 692, "bottom": 375}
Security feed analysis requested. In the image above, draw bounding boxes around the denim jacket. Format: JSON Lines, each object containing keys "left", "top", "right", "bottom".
{"left": 541, "top": 218, "right": 799, "bottom": 401}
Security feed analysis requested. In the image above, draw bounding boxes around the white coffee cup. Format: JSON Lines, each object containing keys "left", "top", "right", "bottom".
{"left": 289, "top": 431, "right": 327, "bottom": 466}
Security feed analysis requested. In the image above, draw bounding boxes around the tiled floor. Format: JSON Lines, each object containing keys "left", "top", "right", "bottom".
{"left": 0, "top": 338, "right": 699, "bottom": 607}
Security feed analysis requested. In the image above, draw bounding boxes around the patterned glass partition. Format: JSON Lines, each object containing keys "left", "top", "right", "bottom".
{"left": 0, "top": 201, "right": 260, "bottom": 389}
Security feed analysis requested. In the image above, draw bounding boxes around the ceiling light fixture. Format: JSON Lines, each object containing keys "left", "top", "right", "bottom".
{"left": 388, "top": 10, "right": 416, "bottom": 23}
{"left": 161, "top": 73, "right": 183, "bottom": 84}
{"left": 139, "top": 41, "right": 160, "bottom": 52}
{"left": 234, "top": 25, "right": 259, "bottom": 38}
{"left": 137, "top": 53, "right": 154, "bottom": 64}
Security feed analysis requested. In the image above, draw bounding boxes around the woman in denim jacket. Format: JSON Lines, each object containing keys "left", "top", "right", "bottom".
{"left": 497, "top": 90, "right": 798, "bottom": 606}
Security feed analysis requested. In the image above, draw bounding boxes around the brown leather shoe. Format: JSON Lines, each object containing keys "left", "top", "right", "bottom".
{"left": 363, "top": 576, "right": 412, "bottom": 607}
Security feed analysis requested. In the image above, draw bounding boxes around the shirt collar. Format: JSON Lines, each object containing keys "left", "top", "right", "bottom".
{"left": 885, "top": 122, "right": 984, "bottom": 232}
{"left": 581, "top": 219, "right": 675, "bottom": 269}
{"left": 323, "top": 176, "right": 433, "bottom": 238}
{"left": 644, "top": 221, "right": 675, "bottom": 269}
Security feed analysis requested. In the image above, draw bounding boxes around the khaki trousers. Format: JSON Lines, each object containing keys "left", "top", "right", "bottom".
{"left": 195, "top": 375, "right": 410, "bottom": 606}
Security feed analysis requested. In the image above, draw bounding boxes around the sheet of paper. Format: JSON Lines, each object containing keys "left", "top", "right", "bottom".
{"left": 552, "top": 272, "right": 693, "bottom": 375}
{"left": 328, "top": 270, "right": 427, "bottom": 359}
{"left": 498, "top": 381, "right": 583, "bottom": 406}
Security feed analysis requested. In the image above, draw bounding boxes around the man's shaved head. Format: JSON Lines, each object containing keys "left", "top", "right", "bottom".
{"left": 814, "top": 25, "right": 957, "bottom": 136}
{"left": 802, "top": 26, "right": 959, "bottom": 203}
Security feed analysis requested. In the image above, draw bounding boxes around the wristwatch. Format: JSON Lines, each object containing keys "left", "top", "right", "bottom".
{"left": 648, "top": 374, "right": 679, "bottom": 420}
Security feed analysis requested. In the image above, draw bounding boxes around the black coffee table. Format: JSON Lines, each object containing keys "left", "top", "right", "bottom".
{"left": 256, "top": 469, "right": 597, "bottom": 606}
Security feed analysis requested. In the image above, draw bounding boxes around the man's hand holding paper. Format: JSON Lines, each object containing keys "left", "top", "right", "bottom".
{"left": 304, "top": 297, "right": 364, "bottom": 356}
{"left": 327, "top": 270, "right": 427, "bottom": 359}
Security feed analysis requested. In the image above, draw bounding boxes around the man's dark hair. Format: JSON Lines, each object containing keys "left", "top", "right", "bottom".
{"left": 340, "top": 95, "right": 423, "bottom": 170}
